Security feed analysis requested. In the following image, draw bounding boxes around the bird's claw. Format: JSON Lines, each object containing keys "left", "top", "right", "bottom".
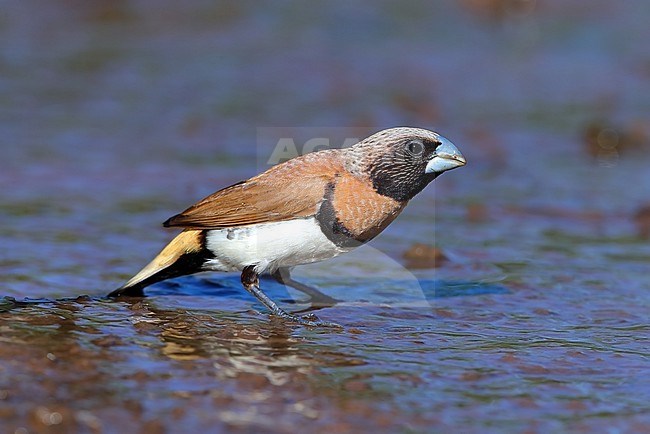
{"left": 298, "top": 312, "right": 342, "bottom": 328}
{"left": 272, "top": 311, "right": 341, "bottom": 328}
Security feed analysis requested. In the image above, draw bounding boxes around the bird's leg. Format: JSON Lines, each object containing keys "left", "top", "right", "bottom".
{"left": 240, "top": 266, "right": 340, "bottom": 327}
{"left": 271, "top": 268, "right": 339, "bottom": 308}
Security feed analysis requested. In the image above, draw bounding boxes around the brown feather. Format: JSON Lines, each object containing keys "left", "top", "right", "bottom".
{"left": 164, "top": 150, "right": 345, "bottom": 229}
{"left": 331, "top": 173, "right": 406, "bottom": 241}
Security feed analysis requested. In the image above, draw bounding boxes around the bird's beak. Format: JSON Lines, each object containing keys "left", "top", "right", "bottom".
{"left": 425, "top": 135, "right": 466, "bottom": 174}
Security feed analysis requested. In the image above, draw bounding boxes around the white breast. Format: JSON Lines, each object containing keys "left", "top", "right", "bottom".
{"left": 203, "top": 217, "right": 354, "bottom": 274}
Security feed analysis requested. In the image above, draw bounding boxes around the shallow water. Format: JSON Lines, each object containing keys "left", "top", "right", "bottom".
{"left": 1, "top": 1, "right": 649, "bottom": 433}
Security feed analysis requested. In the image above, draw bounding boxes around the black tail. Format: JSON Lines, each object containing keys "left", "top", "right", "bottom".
{"left": 108, "top": 230, "right": 211, "bottom": 298}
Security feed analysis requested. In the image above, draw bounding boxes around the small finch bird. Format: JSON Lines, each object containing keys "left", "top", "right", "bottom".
{"left": 109, "top": 127, "right": 466, "bottom": 326}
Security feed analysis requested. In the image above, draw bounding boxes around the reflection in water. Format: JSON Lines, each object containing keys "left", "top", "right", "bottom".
{"left": 1, "top": 271, "right": 649, "bottom": 432}
{"left": 0, "top": 297, "right": 370, "bottom": 431}
{"left": 126, "top": 299, "right": 365, "bottom": 380}
{"left": 136, "top": 301, "right": 362, "bottom": 387}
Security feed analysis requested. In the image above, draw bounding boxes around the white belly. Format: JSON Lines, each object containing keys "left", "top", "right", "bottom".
{"left": 203, "top": 217, "right": 354, "bottom": 274}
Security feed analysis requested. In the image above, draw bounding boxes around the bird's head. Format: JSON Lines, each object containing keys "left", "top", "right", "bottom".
{"left": 348, "top": 127, "right": 466, "bottom": 202}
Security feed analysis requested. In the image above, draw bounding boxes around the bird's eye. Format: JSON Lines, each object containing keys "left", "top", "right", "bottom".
{"left": 406, "top": 140, "right": 424, "bottom": 155}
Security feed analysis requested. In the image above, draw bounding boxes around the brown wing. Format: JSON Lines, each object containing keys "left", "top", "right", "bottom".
{"left": 163, "top": 152, "right": 344, "bottom": 229}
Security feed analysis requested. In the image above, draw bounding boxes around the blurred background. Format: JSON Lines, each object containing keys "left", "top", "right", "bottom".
{"left": 2, "top": 0, "right": 649, "bottom": 293}
{"left": 1, "top": 1, "right": 649, "bottom": 433}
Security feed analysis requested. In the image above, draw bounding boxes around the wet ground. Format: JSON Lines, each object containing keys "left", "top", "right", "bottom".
{"left": 1, "top": 1, "right": 649, "bottom": 433}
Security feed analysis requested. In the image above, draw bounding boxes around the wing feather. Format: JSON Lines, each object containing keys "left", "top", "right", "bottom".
{"left": 163, "top": 153, "right": 342, "bottom": 229}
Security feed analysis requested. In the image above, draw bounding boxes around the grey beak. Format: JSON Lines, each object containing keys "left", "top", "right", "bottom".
{"left": 425, "top": 135, "right": 466, "bottom": 174}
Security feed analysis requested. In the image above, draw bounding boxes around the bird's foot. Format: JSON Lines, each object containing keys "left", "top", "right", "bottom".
{"left": 243, "top": 266, "right": 341, "bottom": 327}
{"left": 273, "top": 311, "right": 341, "bottom": 328}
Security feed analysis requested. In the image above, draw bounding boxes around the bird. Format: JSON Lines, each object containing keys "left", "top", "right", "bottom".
{"left": 109, "top": 127, "right": 466, "bottom": 326}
